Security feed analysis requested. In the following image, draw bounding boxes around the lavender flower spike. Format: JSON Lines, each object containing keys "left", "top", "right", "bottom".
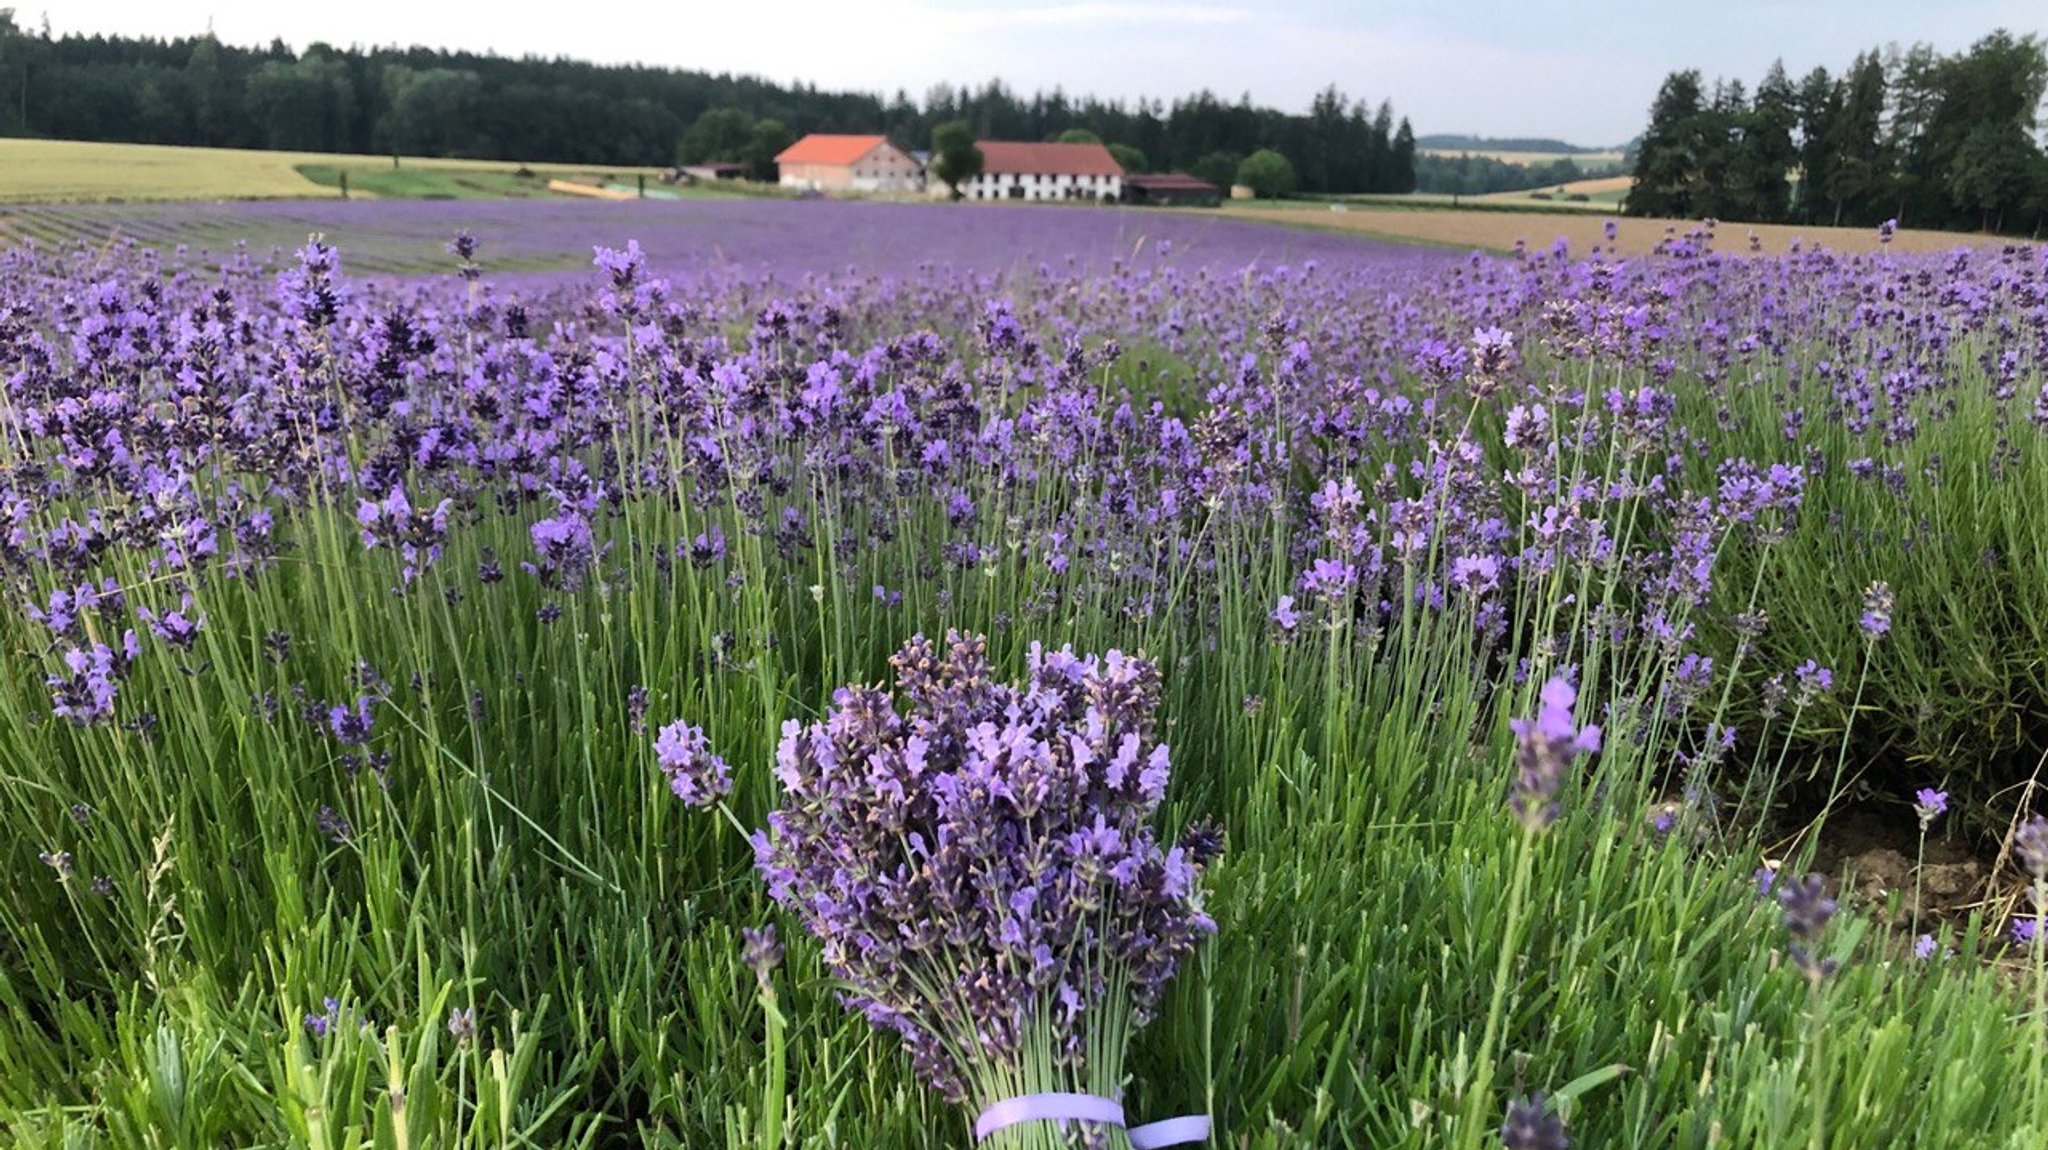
{"left": 654, "top": 720, "right": 733, "bottom": 808}
{"left": 1776, "top": 873, "right": 1840, "bottom": 982}
{"left": 1859, "top": 581, "right": 1894, "bottom": 639}
{"left": 1500, "top": 1093, "right": 1571, "bottom": 1150}
{"left": 1913, "top": 788, "right": 1948, "bottom": 830}
{"left": 749, "top": 631, "right": 1216, "bottom": 1111}
{"left": 2015, "top": 816, "right": 2048, "bottom": 880}
{"left": 1507, "top": 677, "right": 1601, "bottom": 831}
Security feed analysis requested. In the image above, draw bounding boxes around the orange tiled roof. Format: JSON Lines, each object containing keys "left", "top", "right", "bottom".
{"left": 976, "top": 141, "right": 1125, "bottom": 177}
{"left": 775, "top": 134, "right": 892, "bottom": 166}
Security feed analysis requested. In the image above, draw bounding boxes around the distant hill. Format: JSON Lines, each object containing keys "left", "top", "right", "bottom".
{"left": 1416, "top": 134, "right": 1609, "bottom": 155}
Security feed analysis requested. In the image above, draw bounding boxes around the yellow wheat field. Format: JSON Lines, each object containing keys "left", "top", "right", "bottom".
{"left": 1218, "top": 204, "right": 2033, "bottom": 258}
{"left": 0, "top": 139, "right": 667, "bottom": 204}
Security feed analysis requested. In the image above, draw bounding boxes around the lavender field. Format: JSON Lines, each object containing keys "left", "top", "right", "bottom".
{"left": 0, "top": 199, "right": 1459, "bottom": 279}
{"left": 3, "top": 201, "right": 2048, "bottom": 1149}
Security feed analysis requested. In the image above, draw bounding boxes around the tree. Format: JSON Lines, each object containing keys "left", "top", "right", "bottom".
{"left": 1689, "top": 78, "right": 1746, "bottom": 220}
{"left": 1823, "top": 51, "right": 1887, "bottom": 225}
{"left": 681, "top": 107, "right": 754, "bottom": 165}
{"left": 376, "top": 67, "right": 484, "bottom": 157}
{"left": 245, "top": 54, "right": 355, "bottom": 152}
{"left": 1235, "top": 148, "right": 1296, "bottom": 198}
{"left": 0, "top": 8, "right": 40, "bottom": 137}
{"left": 1056, "top": 127, "right": 1100, "bottom": 144}
{"left": 1924, "top": 31, "right": 2047, "bottom": 231}
{"left": 1625, "top": 70, "right": 1706, "bottom": 216}
{"left": 1793, "top": 66, "right": 1838, "bottom": 222}
{"left": 744, "top": 117, "right": 791, "bottom": 182}
{"left": 1947, "top": 121, "right": 2034, "bottom": 230}
{"left": 1736, "top": 60, "right": 1799, "bottom": 222}
{"left": 1191, "top": 151, "right": 1240, "bottom": 189}
{"left": 1366, "top": 99, "right": 1396, "bottom": 193}
{"left": 183, "top": 35, "right": 238, "bottom": 147}
{"left": 1106, "top": 143, "right": 1145, "bottom": 173}
{"left": 1389, "top": 117, "right": 1417, "bottom": 193}
{"left": 931, "top": 119, "right": 982, "bottom": 198}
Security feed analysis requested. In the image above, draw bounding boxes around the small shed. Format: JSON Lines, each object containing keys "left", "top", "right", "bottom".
{"left": 681, "top": 163, "right": 746, "bottom": 183}
{"left": 1124, "top": 173, "right": 1223, "bottom": 207}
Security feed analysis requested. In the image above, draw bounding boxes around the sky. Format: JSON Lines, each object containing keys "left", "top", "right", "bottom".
{"left": 29, "top": 1, "right": 2048, "bottom": 145}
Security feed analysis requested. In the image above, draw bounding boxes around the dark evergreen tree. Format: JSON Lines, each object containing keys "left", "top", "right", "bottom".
{"left": 1922, "top": 31, "right": 2046, "bottom": 231}
{"left": 1793, "top": 66, "right": 1838, "bottom": 223}
{"left": 1625, "top": 70, "right": 1706, "bottom": 216}
{"left": 1737, "top": 61, "right": 1799, "bottom": 222}
{"left": 1624, "top": 31, "right": 2042, "bottom": 235}
{"left": 1390, "top": 118, "right": 1417, "bottom": 194}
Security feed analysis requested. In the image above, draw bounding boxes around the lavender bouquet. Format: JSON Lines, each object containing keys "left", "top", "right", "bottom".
{"left": 749, "top": 632, "right": 1218, "bottom": 1148}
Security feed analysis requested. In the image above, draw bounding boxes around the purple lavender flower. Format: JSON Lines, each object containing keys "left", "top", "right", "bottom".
{"left": 279, "top": 239, "right": 342, "bottom": 327}
{"left": 1500, "top": 1094, "right": 1571, "bottom": 1150}
{"left": 747, "top": 632, "right": 1215, "bottom": 1105}
{"left": 1468, "top": 326, "right": 1518, "bottom": 397}
{"left": 687, "top": 527, "right": 727, "bottom": 567}
{"left": 2016, "top": 816, "right": 2048, "bottom": 879}
{"left": 1776, "top": 873, "right": 1840, "bottom": 982}
{"left": 2011, "top": 918, "right": 2038, "bottom": 947}
{"left": 38, "top": 850, "right": 74, "bottom": 882}
{"left": 448, "top": 1006, "right": 476, "bottom": 1043}
{"left": 526, "top": 510, "right": 598, "bottom": 590}
{"left": 742, "top": 923, "right": 784, "bottom": 990}
{"left": 1859, "top": 581, "right": 1894, "bottom": 639}
{"left": 45, "top": 634, "right": 138, "bottom": 726}
{"left": 1506, "top": 677, "right": 1601, "bottom": 831}
{"left": 592, "top": 241, "right": 644, "bottom": 290}
{"left": 316, "top": 805, "right": 353, "bottom": 844}
{"left": 1792, "top": 661, "right": 1833, "bottom": 705}
{"left": 327, "top": 697, "right": 376, "bottom": 746}
{"left": 654, "top": 720, "right": 733, "bottom": 808}
{"left": 139, "top": 600, "right": 205, "bottom": 652}
{"left": 304, "top": 997, "right": 342, "bottom": 1038}
{"left": 1914, "top": 933, "right": 1938, "bottom": 960}
{"left": 1271, "top": 594, "right": 1301, "bottom": 636}
{"left": 1913, "top": 788, "right": 1948, "bottom": 830}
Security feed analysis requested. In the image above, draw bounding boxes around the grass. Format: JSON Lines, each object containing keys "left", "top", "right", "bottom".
{"left": 0, "top": 139, "right": 675, "bottom": 204}
{"left": 291, "top": 166, "right": 770, "bottom": 204}
{"left": 294, "top": 165, "right": 566, "bottom": 202}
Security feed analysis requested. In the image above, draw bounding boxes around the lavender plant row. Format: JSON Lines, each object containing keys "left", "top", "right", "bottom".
{"left": 1, "top": 210, "right": 2045, "bottom": 1147}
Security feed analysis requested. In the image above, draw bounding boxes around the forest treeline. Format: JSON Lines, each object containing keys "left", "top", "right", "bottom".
{"left": 0, "top": 13, "right": 1417, "bottom": 194}
{"left": 1627, "top": 30, "right": 2048, "bottom": 234}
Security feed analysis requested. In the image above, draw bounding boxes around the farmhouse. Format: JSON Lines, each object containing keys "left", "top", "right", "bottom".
{"left": 955, "top": 141, "right": 1123, "bottom": 203}
{"left": 774, "top": 134, "right": 923, "bottom": 193}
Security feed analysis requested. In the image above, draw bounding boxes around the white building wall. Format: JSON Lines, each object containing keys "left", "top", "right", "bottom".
{"left": 960, "top": 171, "right": 1122, "bottom": 202}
